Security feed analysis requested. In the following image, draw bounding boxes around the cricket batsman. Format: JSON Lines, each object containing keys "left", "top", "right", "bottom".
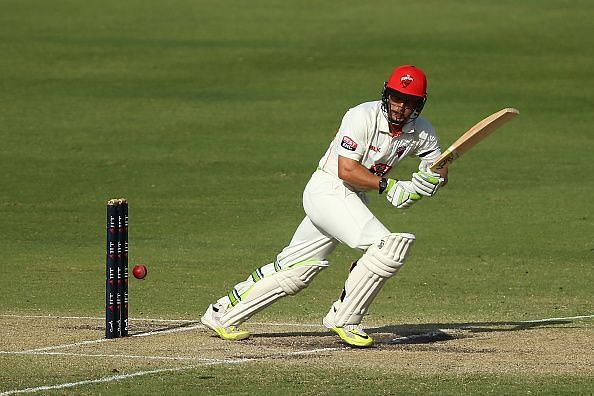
{"left": 201, "top": 65, "right": 448, "bottom": 347}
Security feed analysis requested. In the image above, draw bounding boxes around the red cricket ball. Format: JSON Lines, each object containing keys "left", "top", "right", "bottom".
{"left": 132, "top": 264, "right": 147, "bottom": 279}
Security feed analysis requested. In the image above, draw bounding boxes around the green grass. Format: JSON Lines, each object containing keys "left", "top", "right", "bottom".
{"left": 1, "top": 0, "right": 593, "bottom": 394}
{"left": 64, "top": 365, "right": 594, "bottom": 396}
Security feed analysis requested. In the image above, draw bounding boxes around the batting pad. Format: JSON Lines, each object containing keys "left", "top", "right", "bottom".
{"left": 220, "top": 259, "right": 328, "bottom": 327}
{"left": 331, "top": 233, "right": 415, "bottom": 326}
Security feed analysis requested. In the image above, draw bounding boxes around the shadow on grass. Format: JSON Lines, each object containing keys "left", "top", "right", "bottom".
{"left": 251, "top": 317, "right": 583, "bottom": 345}
{"left": 370, "top": 318, "right": 575, "bottom": 335}
{"left": 125, "top": 317, "right": 587, "bottom": 346}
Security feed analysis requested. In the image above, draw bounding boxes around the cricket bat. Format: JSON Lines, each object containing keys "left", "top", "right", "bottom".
{"left": 429, "top": 108, "right": 520, "bottom": 172}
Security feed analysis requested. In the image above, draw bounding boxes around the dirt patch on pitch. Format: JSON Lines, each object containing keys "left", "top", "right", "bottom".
{"left": 217, "top": 320, "right": 594, "bottom": 374}
{"left": 1, "top": 315, "right": 592, "bottom": 382}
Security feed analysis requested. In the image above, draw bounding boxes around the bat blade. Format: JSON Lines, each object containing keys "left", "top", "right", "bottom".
{"left": 430, "top": 108, "right": 519, "bottom": 172}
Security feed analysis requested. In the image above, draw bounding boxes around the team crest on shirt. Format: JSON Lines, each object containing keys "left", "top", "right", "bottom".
{"left": 370, "top": 163, "right": 392, "bottom": 176}
{"left": 396, "top": 146, "right": 407, "bottom": 158}
{"left": 340, "top": 136, "right": 358, "bottom": 151}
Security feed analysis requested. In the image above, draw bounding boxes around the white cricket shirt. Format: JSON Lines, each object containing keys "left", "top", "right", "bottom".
{"left": 318, "top": 101, "right": 442, "bottom": 188}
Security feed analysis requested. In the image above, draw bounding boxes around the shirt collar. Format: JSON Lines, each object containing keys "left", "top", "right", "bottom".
{"left": 378, "top": 110, "right": 390, "bottom": 134}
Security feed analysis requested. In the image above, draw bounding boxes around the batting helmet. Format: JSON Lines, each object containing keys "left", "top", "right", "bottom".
{"left": 381, "top": 65, "right": 428, "bottom": 126}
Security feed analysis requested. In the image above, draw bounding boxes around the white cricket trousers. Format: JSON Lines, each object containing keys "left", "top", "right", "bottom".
{"left": 276, "top": 169, "right": 391, "bottom": 267}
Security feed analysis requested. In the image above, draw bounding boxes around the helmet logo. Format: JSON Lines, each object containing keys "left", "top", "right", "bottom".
{"left": 400, "top": 74, "right": 413, "bottom": 88}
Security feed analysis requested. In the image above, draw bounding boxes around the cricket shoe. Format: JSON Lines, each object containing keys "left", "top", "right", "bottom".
{"left": 323, "top": 313, "right": 373, "bottom": 348}
{"left": 200, "top": 303, "right": 250, "bottom": 341}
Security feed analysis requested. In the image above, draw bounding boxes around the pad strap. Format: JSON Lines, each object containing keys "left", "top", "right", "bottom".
{"left": 220, "top": 259, "right": 328, "bottom": 327}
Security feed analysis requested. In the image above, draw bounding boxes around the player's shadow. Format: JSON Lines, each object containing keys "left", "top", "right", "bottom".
{"left": 371, "top": 318, "right": 574, "bottom": 334}
{"left": 368, "top": 318, "right": 575, "bottom": 345}
{"left": 253, "top": 318, "right": 577, "bottom": 344}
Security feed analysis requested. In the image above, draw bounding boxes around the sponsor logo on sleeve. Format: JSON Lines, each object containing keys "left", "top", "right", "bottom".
{"left": 340, "top": 136, "right": 358, "bottom": 151}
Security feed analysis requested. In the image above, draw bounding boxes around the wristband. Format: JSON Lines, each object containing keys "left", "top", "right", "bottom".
{"left": 378, "top": 177, "right": 388, "bottom": 194}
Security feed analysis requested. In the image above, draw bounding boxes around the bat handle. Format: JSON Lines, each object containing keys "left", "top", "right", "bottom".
{"left": 429, "top": 148, "right": 458, "bottom": 172}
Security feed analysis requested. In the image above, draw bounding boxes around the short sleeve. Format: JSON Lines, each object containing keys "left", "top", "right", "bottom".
{"left": 335, "top": 107, "right": 369, "bottom": 161}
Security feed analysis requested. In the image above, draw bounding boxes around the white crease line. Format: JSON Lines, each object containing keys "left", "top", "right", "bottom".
{"left": 24, "top": 339, "right": 110, "bottom": 353}
{"left": 0, "top": 314, "right": 322, "bottom": 329}
{"left": 286, "top": 347, "right": 343, "bottom": 355}
{"left": 457, "top": 315, "right": 594, "bottom": 330}
{"left": 521, "top": 314, "right": 594, "bottom": 323}
{"left": 0, "top": 346, "right": 343, "bottom": 396}
{"left": 0, "top": 347, "right": 342, "bottom": 362}
{"left": 0, "top": 314, "right": 194, "bottom": 324}
{"left": 2, "top": 313, "right": 592, "bottom": 327}
{"left": 132, "top": 324, "right": 204, "bottom": 337}
{"left": 0, "top": 350, "right": 219, "bottom": 362}
{"left": 15, "top": 322, "right": 322, "bottom": 354}
{"left": 20, "top": 324, "right": 204, "bottom": 353}
{"left": 0, "top": 358, "right": 250, "bottom": 396}
{"left": 252, "top": 321, "right": 322, "bottom": 328}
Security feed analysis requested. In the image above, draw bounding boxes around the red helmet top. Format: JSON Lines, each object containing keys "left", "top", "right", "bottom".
{"left": 385, "top": 65, "right": 427, "bottom": 99}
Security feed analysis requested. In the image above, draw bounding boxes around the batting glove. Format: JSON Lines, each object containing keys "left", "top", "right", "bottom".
{"left": 384, "top": 179, "right": 422, "bottom": 209}
{"left": 411, "top": 169, "right": 444, "bottom": 197}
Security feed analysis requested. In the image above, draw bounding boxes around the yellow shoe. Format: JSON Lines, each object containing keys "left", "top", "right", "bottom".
{"left": 323, "top": 316, "right": 373, "bottom": 347}
{"left": 201, "top": 304, "right": 251, "bottom": 341}
{"left": 211, "top": 325, "right": 250, "bottom": 341}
